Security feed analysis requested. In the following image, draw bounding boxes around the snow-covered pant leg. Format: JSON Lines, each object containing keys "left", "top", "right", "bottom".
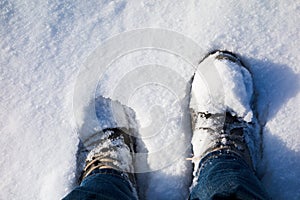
{"left": 189, "top": 150, "right": 269, "bottom": 200}
{"left": 62, "top": 169, "right": 137, "bottom": 200}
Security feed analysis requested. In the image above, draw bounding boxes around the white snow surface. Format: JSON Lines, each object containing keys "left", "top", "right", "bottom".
{"left": 1, "top": 0, "right": 300, "bottom": 200}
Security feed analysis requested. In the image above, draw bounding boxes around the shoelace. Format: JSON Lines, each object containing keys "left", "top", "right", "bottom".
{"left": 188, "top": 111, "right": 250, "bottom": 162}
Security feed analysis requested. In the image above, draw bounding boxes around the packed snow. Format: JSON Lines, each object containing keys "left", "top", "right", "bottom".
{"left": 190, "top": 53, "right": 254, "bottom": 122}
{"left": 0, "top": 0, "right": 299, "bottom": 200}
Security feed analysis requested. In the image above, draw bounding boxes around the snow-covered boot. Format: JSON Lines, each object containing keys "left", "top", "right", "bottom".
{"left": 189, "top": 50, "right": 260, "bottom": 179}
{"left": 80, "top": 96, "right": 138, "bottom": 189}
{"left": 82, "top": 128, "right": 135, "bottom": 176}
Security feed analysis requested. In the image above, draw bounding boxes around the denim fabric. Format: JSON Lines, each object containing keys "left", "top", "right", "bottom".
{"left": 63, "top": 152, "right": 269, "bottom": 200}
{"left": 189, "top": 150, "right": 269, "bottom": 200}
{"left": 62, "top": 168, "right": 137, "bottom": 200}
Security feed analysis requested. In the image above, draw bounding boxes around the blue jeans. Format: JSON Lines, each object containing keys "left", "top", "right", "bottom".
{"left": 62, "top": 168, "right": 137, "bottom": 200}
{"left": 189, "top": 150, "right": 269, "bottom": 200}
{"left": 63, "top": 152, "right": 269, "bottom": 200}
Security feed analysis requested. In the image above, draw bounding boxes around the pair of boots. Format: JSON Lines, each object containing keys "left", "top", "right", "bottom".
{"left": 80, "top": 51, "right": 259, "bottom": 191}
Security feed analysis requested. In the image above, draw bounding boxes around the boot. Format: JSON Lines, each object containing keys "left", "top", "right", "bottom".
{"left": 189, "top": 50, "right": 259, "bottom": 178}
{"left": 80, "top": 96, "right": 137, "bottom": 189}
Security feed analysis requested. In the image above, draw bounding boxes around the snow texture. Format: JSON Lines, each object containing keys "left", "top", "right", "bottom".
{"left": 79, "top": 96, "right": 138, "bottom": 150}
{"left": 190, "top": 53, "right": 254, "bottom": 122}
{"left": 0, "top": 0, "right": 299, "bottom": 200}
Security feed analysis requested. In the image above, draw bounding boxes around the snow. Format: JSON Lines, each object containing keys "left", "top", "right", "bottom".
{"left": 190, "top": 53, "right": 254, "bottom": 122}
{"left": 215, "top": 59, "right": 254, "bottom": 121}
{"left": 1, "top": 0, "right": 299, "bottom": 200}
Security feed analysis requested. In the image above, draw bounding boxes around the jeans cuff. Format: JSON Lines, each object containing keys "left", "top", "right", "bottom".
{"left": 199, "top": 149, "right": 248, "bottom": 170}
{"left": 86, "top": 168, "right": 130, "bottom": 182}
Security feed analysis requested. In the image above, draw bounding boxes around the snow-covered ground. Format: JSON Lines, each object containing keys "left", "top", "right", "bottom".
{"left": 1, "top": 0, "right": 299, "bottom": 199}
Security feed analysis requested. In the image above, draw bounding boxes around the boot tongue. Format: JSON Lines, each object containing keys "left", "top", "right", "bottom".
{"left": 191, "top": 111, "right": 226, "bottom": 133}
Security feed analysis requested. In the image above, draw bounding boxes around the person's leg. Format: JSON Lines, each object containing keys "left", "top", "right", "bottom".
{"left": 189, "top": 150, "right": 268, "bottom": 200}
{"left": 63, "top": 97, "right": 138, "bottom": 200}
{"left": 63, "top": 168, "right": 137, "bottom": 200}
{"left": 189, "top": 51, "right": 269, "bottom": 200}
